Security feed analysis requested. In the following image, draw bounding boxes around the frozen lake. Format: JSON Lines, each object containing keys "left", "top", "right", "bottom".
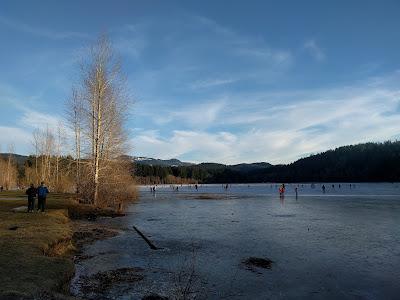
{"left": 72, "top": 183, "right": 400, "bottom": 299}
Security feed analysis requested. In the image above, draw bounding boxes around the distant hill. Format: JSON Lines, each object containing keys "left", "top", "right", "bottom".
{"left": 229, "top": 162, "right": 272, "bottom": 173}
{"left": 256, "top": 141, "right": 400, "bottom": 182}
{"left": 133, "top": 159, "right": 272, "bottom": 171}
{"left": 134, "top": 160, "right": 273, "bottom": 184}
{"left": 0, "top": 153, "right": 28, "bottom": 166}
{"left": 133, "top": 157, "right": 194, "bottom": 167}
{"left": 133, "top": 141, "right": 400, "bottom": 183}
{"left": 195, "top": 162, "right": 273, "bottom": 173}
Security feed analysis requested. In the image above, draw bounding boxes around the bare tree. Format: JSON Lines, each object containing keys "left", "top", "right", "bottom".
{"left": 32, "top": 129, "right": 40, "bottom": 183}
{"left": 0, "top": 144, "right": 18, "bottom": 190}
{"left": 55, "top": 122, "right": 66, "bottom": 189}
{"left": 30, "top": 127, "right": 55, "bottom": 184}
{"left": 27, "top": 126, "right": 75, "bottom": 192}
{"left": 68, "top": 34, "right": 131, "bottom": 206}
{"left": 67, "top": 88, "right": 83, "bottom": 193}
{"left": 6, "top": 144, "right": 15, "bottom": 190}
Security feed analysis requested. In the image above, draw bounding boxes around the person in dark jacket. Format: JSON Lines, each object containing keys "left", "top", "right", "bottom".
{"left": 26, "top": 184, "right": 37, "bottom": 212}
{"left": 37, "top": 181, "right": 49, "bottom": 212}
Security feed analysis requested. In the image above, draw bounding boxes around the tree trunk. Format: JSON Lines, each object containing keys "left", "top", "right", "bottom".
{"left": 93, "top": 73, "right": 102, "bottom": 206}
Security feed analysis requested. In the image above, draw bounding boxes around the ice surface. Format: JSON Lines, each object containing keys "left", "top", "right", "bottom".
{"left": 72, "top": 183, "right": 400, "bottom": 299}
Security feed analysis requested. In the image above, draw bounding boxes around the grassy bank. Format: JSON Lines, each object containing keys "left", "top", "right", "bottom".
{"left": 0, "top": 191, "right": 78, "bottom": 299}
{"left": 0, "top": 190, "right": 133, "bottom": 299}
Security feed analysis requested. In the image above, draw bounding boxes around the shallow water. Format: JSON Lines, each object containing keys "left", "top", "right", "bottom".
{"left": 71, "top": 183, "right": 400, "bottom": 299}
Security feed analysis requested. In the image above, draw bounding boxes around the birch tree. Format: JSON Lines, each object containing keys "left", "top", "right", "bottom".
{"left": 55, "top": 122, "right": 66, "bottom": 189}
{"left": 68, "top": 34, "right": 131, "bottom": 206}
{"left": 0, "top": 144, "right": 18, "bottom": 190}
{"left": 66, "top": 88, "right": 83, "bottom": 193}
{"left": 6, "top": 144, "right": 15, "bottom": 190}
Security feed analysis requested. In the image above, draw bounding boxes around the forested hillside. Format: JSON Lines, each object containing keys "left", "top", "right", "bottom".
{"left": 134, "top": 142, "right": 400, "bottom": 183}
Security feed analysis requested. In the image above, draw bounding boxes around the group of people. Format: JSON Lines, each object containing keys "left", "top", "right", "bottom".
{"left": 25, "top": 182, "right": 49, "bottom": 213}
{"left": 276, "top": 183, "right": 357, "bottom": 195}
{"left": 149, "top": 184, "right": 201, "bottom": 193}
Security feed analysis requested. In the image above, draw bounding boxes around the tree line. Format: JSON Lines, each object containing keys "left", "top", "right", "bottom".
{"left": 133, "top": 141, "right": 400, "bottom": 183}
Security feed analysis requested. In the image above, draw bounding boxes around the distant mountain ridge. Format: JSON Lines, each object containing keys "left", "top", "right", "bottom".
{"left": 133, "top": 157, "right": 273, "bottom": 170}
{"left": 132, "top": 156, "right": 194, "bottom": 167}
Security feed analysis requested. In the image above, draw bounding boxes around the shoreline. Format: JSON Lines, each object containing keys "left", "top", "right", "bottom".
{"left": 0, "top": 191, "right": 128, "bottom": 300}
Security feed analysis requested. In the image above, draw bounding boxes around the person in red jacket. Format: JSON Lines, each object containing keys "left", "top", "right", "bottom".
{"left": 279, "top": 183, "right": 285, "bottom": 196}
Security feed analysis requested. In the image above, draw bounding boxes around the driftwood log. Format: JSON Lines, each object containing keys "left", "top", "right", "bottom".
{"left": 133, "top": 226, "right": 159, "bottom": 250}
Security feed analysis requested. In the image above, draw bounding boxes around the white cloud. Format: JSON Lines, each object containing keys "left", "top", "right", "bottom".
{"left": 303, "top": 39, "right": 326, "bottom": 61}
{"left": 171, "top": 100, "right": 226, "bottom": 127}
{"left": 0, "top": 126, "right": 32, "bottom": 154}
{"left": 148, "top": 99, "right": 227, "bottom": 128}
{"left": 20, "top": 110, "right": 63, "bottom": 130}
{"left": 132, "top": 72, "right": 400, "bottom": 164}
{"left": 133, "top": 130, "right": 237, "bottom": 163}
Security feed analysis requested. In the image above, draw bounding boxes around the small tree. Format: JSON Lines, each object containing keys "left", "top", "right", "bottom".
{"left": 0, "top": 144, "right": 18, "bottom": 190}
{"left": 67, "top": 88, "right": 83, "bottom": 194}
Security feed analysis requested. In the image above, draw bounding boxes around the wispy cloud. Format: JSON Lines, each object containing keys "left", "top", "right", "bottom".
{"left": 189, "top": 78, "right": 237, "bottom": 89}
{"left": 172, "top": 100, "right": 226, "bottom": 127}
{"left": 20, "top": 110, "right": 62, "bottom": 129}
{"left": 235, "top": 48, "right": 293, "bottom": 66}
{"left": 2, "top": 11, "right": 399, "bottom": 164}
{"left": 119, "top": 14, "right": 294, "bottom": 94}
{"left": 303, "top": 39, "right": 325, "bottom": 61}
{"left": 133, "top": 71, "right": 400, "bottom": 164}
{"left": 0, "top": 84, "right": 64, "bottom": 129}
{"left": 196, "top": 15, "right": 294, "bottom": 67}
{"left": 133, "top": 129, "right": 238, "bottom": 163}
{"left": 148, "top": 99, "right": 227, "bottom": 128}
{"left": 0, "top": 126, "right": 32, "bottom": 152}
{"left": 0, "top": 15, "right": 88, "bottom": 40}
{"left": 0, "top": 83, "right": 70, "bottom": 153}
{"left": 114, "top": 32, "right": 147, "bottom": 59}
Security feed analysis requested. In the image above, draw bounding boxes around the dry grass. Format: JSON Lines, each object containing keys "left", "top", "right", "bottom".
{"left": 0, "top": 191, "right": 76, "bottom": 299}
{"left": 0, "top": 189, "right": 135, "bottom": 299}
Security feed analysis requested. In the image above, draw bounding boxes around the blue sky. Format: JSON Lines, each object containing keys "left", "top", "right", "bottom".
{"left": 1, "top": 0, "right": 400, "bottom": 164}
